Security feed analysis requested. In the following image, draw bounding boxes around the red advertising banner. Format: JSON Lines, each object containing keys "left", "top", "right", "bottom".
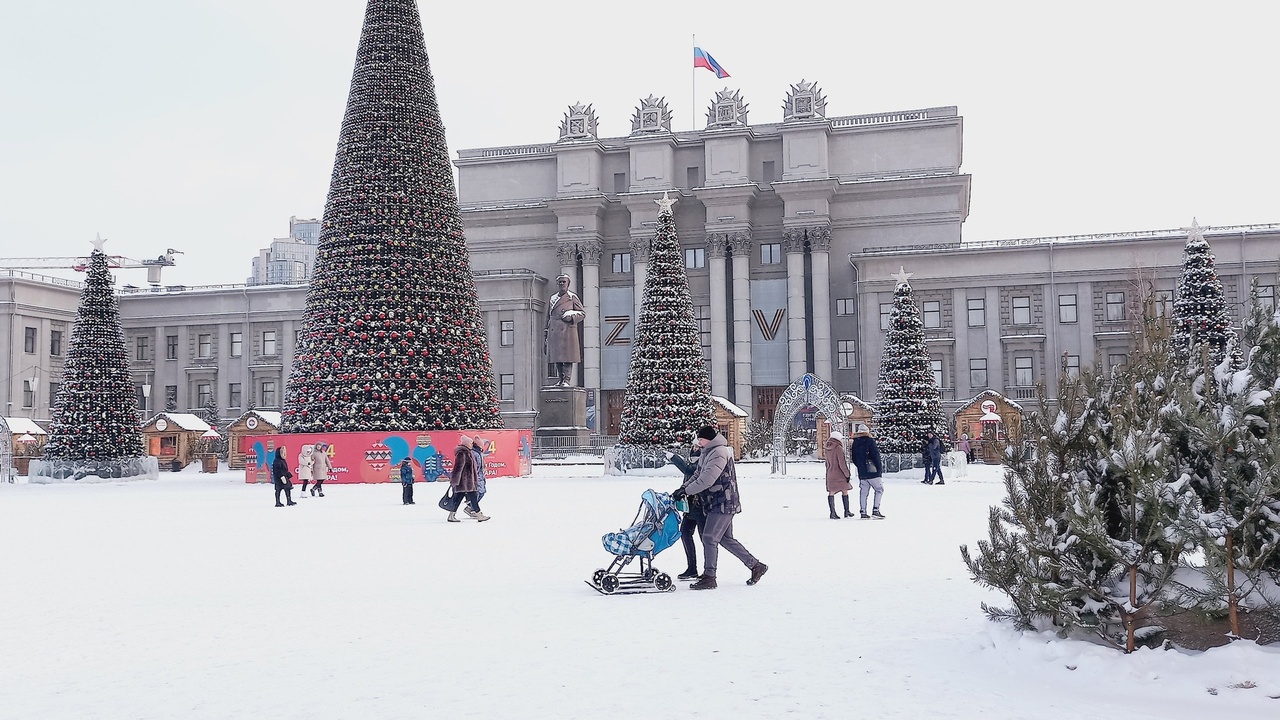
{"left": 243, "top": 430, "right": 533, "bottom": 484}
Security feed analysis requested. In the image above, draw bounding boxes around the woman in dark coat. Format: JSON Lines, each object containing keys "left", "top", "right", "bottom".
{"left": 850, "top": 424, "right": 885, "bottom": 519}
{"left": 668, "top": 443, "right": 704, "bottom": 580}
{"left": 271, "top": 446, "right": 295, "bottom": 507}
{"left": 447, "top": 435, "right": 487, "bottom": 522}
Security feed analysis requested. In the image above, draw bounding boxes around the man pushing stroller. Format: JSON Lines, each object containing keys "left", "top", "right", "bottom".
{"left": 672, "top": 426, "right": 768, "bottom": 591}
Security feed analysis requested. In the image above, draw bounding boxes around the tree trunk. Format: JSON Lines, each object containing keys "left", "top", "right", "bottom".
{"left": 1126, "top": 563, "right": 1137, "bottom": 653}
{"left": 1226, "top": 533, "right": 1240, "bottom": 638}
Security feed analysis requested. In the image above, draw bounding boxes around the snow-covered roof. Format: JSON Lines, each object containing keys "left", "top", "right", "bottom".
{"left": 956, "top": 389, "right": 1025, "bottom": 413}
{"left": 3, "top": 417, "right": 47, "bottom": 435}
{"left": 711, "top": 395, "right": 748, "bottom": 418}
{"left": 233, "top": 410, "right": 282, "bottom": 428}
{"left": 840, "top": 395, "right": 876, "bottom": 413}
{"left": 144, "top": 413, "right": 211, "bottom": 432}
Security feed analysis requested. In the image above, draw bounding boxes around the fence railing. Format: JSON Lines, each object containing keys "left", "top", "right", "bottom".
{"left": 532, "top": 434, "right": 619, "bottom": 458}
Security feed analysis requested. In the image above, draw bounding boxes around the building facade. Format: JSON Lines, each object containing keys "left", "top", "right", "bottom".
{"left": 247, "top": 216, "right": 322, "bottom": 286}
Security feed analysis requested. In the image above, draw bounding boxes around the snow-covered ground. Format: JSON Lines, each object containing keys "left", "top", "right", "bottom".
{"left": 1, "top": 460, "right": 1276, "bottom": 719}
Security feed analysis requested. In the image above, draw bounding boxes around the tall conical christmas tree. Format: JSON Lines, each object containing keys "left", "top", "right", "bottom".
{"left": 873, "top": 268, "right": 946, "bottom": 453}
{"left": 42, "top": 237, "right": 147, "bottom": 469}
{"left": 282, "top": 0, "right": 501, "bottom": 433}
{"left": 1171, "top": 219, "right": 1236, "bottom": 369}
{"left": 617, "top": 193, "right": 715, "bottom": 449}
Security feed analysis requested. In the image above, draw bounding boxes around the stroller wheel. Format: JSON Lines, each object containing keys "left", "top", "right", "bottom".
{"left": 600, "top": 574, "right": 620, "bottom": 594}
{"left": 591, "top": 569, "right": 607, "bottom": 587}
{"left": 654, "top": 573, "right": 673, "bottom": 591}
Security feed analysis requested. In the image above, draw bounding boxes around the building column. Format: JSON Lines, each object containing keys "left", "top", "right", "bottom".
{"left": 809, "top": 226, "right": 833, "bottom": 381}
{"left": 783, "top": 228, "right": 807, "bottom": 380}
{"left": 707, "top": 233, "right": 730, "bottom": 399}
{"left": 579, "top": 240, "right": 603, "bottom": 393}
{"left": 629, "top": 234, "right": 652, "bottom": 326}
{"left": 729, "top": 231, "right": 753, "bottom": 419}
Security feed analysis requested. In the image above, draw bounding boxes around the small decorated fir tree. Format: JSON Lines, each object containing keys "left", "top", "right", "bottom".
{"left": 872, "top": 268, "right": 946, "bottom": 453}
{"left": 42, "top": 238, "right": 148, "bottom": 471}
{"left": 1171, "top": 219, "right": 1237, "bottom": 369}
{"left": 617, "top": 192, "right": 715, "bottom": 450}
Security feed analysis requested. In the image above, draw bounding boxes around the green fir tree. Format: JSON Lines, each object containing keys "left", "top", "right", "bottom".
{"left": 873, "top": 268, "right": 946, "bottom": 453}
{"left": 282, "top": 0, "right": 501, "bottom": 433}
{"left": 1171, "top": 219, "right": 1237, "bottom": 369}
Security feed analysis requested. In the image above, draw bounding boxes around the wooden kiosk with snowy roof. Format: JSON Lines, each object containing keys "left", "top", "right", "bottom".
{"left": 953, "top": 391, "right": 1024, "bottom": 464}
{"left": 2, "top": 417, "right": 48, "bottom": 478}
{"left": 226, "top": 410, "right": 282, "bottom": 470}
{"left": 140, "top": 412, "right": 212, "bottom": 471}
{"left": 711, "top": 395, "right": 748, "bottom": 459}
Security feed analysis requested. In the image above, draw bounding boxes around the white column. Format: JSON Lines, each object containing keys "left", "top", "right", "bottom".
{"left": 630, "top": 235, "right": 651, "bottom": 329}
{"left": 707, "top": 234, "right": 729, "bottom": 399}
{"left": 784, "top": 229, "right": 807, "bottom": 380}
{"left": 809, "top": 226, "right": 833, "bottom": 381}
{"left": 580, "top": 240, "right": 603, "bottom": 392}
{"left": 730, "top": 232, "right": 754, "bottom": 419}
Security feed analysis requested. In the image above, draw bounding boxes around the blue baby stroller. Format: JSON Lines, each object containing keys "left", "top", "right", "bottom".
{"left": 588, "top": 489, "right": 681, "bottom": 595}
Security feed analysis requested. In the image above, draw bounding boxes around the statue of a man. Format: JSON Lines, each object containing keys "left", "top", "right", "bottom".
{"left": 544, "top": 274, "right": 586, "bottom": 387}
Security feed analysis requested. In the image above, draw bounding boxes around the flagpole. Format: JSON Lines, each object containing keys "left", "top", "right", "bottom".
{"left": 691, "top": 34, "right": 696, "bottom": 131}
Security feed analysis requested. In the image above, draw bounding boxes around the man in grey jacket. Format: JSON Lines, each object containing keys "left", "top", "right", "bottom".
{"left": 674, "top": 426, "right": 768, "bottom": 590}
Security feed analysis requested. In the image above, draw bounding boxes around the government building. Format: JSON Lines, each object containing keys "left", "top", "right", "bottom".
{"left": 3, "top": 83, "right": 1277, "bottom": 436}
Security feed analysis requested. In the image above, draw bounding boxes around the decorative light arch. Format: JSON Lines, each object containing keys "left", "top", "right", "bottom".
{"left": 771, "top": 373, "right": 846, "bottom": 475}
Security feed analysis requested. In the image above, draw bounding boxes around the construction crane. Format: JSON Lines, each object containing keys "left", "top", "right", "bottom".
{"left": 0, "top": 247, "right": 183, "bottom": 286}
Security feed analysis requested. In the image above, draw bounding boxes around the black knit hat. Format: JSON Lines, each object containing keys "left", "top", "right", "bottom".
{"left": 696, "top": 426, "right": 719, "bottom": 441}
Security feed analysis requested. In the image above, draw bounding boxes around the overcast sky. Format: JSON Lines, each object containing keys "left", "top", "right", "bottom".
{"left": 1, "top": 0, "right": 1276, "bottom": 287}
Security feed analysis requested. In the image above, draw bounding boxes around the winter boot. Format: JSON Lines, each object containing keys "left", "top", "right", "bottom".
{"left": 842, "top": 494, "right": 855, "bottom": 518}
{"left": 472, "top": 511, "right": 490, "bottom": 522}
{"left": 447, "top": 512, "right": 461, "bottom": 523}
{"left": 747, "top": 563, "right": 769, "bottom": 586}
{"left": 860, "top": 512, "right": 871, "bottom": 519}
{"left": 690, "top": 576, "right": 718, "bottom": 590}
{"left": 677, "top": 569, "right": 700, "bottom": 581}
{"left": 872, "top": 509, "right": 886, "bottom": 519}
{"left": 828, "top": 496, "right": 840, "bottom": 519}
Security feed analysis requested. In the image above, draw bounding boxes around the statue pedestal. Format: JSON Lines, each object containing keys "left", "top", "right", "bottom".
{"left": 536, "top": 386, "right": 590, "bottom": 444}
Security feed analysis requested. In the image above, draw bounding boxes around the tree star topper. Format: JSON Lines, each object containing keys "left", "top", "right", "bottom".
{"left": 655, "top": 191, "right": 677, "bottom": 216}
{"left": 91, "top": 233, "right": 106, "bottom": 253}
{"left": 891, "top": 266, "right": 914, "bottom": 286}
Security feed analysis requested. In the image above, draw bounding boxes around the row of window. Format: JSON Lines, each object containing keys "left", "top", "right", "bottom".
{"left": 21, "top": 381, "right": 59, "bottom": 409}
{"left": 610, "top": 243, "right": 786, "bottom": 274}
{"left": 830, "top": 342, "right": 1127, "bottom": 389}
{"left": 133, "top": 331, "right": 280, "bottom": 362}
{"left": 22, "top": 327, "right": 63, "bottom": 355}
{"left": 141, "top": 381, "right": 277, "bottom": 411}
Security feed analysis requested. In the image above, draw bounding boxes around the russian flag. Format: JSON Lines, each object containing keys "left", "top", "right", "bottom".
{"left": 693, "top": 47, "right": 730, "bottom": 79}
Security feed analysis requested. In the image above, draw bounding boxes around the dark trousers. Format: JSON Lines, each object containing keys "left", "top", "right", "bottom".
{"left": 924, "top": 457, "right": 943, "bottom": 483}
{"left": 454, "top": 490, "right": 480, "bottom": 512}
{"left": 312, "top": 479, "right": 324, "bottom": 495}
{"left": 680, "top": 506, "right": 706, "bottom": 572}
{"left": 274, "top": 483, "right": 293, "bottom": 505}
{"left": 402, "top": 482, "right": 414, "bottom": 504}
{"left": 300, "top": 478, "right": 309, "bottom": 493}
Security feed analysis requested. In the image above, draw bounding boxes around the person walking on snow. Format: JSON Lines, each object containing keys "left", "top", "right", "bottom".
{"left": 668, "top": 442, "right": 705, "bottom": 580}
{"left": 271, "top": 446, "right": 295, "bottom": 507}
{"left": 297, "top": 445, "right": 314, "bottom": 496}
{"left": 956, "top": 433, "right": 973, "bottom": 464}
{"left": 399, "top": 458, "right": 416, "bottom": 505}
{"left": 850, "top": 424, "right": 886, "bottom": 518}
{"left": 311, "top": 444, "right": 330, "bottom": 497}
{"left": 447, "top": 435, "right": 487, "bottom": 523}
{"left": 824, "top": 430, "right": 855, "bottom": 519}
{"left": 921, "top": 430, "right": 945, "bottom": 485}
{"left": 464, "top": 437, "right": 487, "bottom": 518}
{"left": 673, "top": 426, "right": 767, "bottom": 590}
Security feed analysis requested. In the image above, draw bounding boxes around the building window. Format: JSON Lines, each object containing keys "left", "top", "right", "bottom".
{"left": 24, "top": 327, "right": 36, "bottom": 354}
{"left": 931, "top": 359, "right": 944, "bottom": 389}
{"left": 695, "top": 305, "right": 711, "bottom": 358}
{"left": 613, "top": 172, "right": 627, "bottom": 194}
{"left": 762, "top": 160, "right": 776, "bottom": 183}
{"left": 22, "top": 379, "right": 35, "bottom": 408}
{"left": 48, "top": 382, "right": 60, "bottom": 408}
{"left": 262, "top": 330, "right": 278, "bottom": 356}
{"left": 197, "top": 382, "right": 212, "bottom": 408}
{"left": 1256, "top": 285, "right": 1274, "bottom": 312}
{"left": 229, "top": 383, "right": 242, "bottom": 408}
{"left": 1059, "top": 294, "right": 1077, "bottom": 324}
{"left": 684, "top": 247, "right": 706, "bottom": 269}
{"left": 835, "top": 298, "right": 855, "bottom": 316}
{"left": 136, "top": 385, "right": 147, "bottom": 411}
{"left": 1064, "top": 354, "right": 1080, "bottom": 378}
{"left": 969, "top": 358, "right": 987, "bottom": 388}
{"left": 837, "top": 340, "right": 856, "bottom": 369}
{"left": 166, "top": 334, "right": 178, "bottom": 360}
{"left": 612, "top": 252, "right": 631, "bottom": 274}
{"left": 923, "top": 300, "right": 942, "bottom": 329}
{"left": 1105, "top": 292, "right": 1126, "bottom": 322}
{"left": 49, "top": 330, "right": 63, "bottom": 356}
{"left": 1108, "top": 353, "right": 1128, "bottom": 372}
{"left": 499, "top": 374, "right": 515, "bottom": 401}
{"left": 760, "top": 243, "right": 781, "bottom": 265}
{"left": 260, "top": 380, "right": 277, "bottom": 407}
{"left": 136, "top": 336, "right": 151, "bottom": 361}
{"left": 1014, "top": 356, "right": 1034, "bottom": 387}
{"left": 1012, "top": 296, "right": 1031, "bottom": 325}
{"left": 230, "top": 332, "right": 243, "bottom": 358}
{"left": 500, "top": 320, "right": 514, "bottom": 347}
{"left": 880, "top": 303, "right": 893, "bottom": 331}
{"left": 198, "top": 334, "right": 212, "bottom": 358}
{"left": 686, "top": 166, "right": 700, "bottom": 189}
{"left": 967, "top": 298, "right": 985, "bottom": 327}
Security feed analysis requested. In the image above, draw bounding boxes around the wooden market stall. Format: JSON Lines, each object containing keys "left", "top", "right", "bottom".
{"left": 2, "top": 416, "right": 48, "bottom": 477}
{"left": 711, "top": 395, "right": 748, "bottom": 459}
{"left": 140, "top": 412, "right": 212, "bottom": 471}
{"left": 226, "top": 410, "right": 282, "bottom": 469}
{"left": 953, "top": 390, "right": 1025, "bottom": 463}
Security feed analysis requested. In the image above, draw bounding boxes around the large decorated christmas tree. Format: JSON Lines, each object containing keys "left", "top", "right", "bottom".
{"left": 872, "top": 268, "right": 947, "bottom": 453}
{"left": 617, "top": 193, "right": 715, "bottom": 449}
{"left": 282, "top": 0, "right": 501, "bottom": 433}
{"left": 1171, "top": 219, "right": 1236, "bottom": 369}
{"left": 42, "top": 238, "right": 148, "bottom": 473}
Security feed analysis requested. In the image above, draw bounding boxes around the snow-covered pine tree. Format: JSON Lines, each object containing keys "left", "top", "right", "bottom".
{"left": 42, "top": 238, "right": 148, "bottom": 475}
{"left": 873, "top": 268, "right": 946, "bottom": 453}
{"left": 200, "top": 396, "right": 227, "bottom": 459}
{"left": 1171, "top": 219, "right": 1237, "bottom": 369}
{"left": 282, "top": 0, "right": 501, "bottom": 433}
{"left": 617, "top": 192, "right": 715, "bottom": 451}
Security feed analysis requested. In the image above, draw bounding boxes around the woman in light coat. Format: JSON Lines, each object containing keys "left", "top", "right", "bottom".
{"left": 824, "top": 431, "right": 855, "bottom": 519}
{"left": 310, "top": 445, "right": 330, "bottom": 497}
{"left": 297, "top": 445, "right": 314, "bottom": 495}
